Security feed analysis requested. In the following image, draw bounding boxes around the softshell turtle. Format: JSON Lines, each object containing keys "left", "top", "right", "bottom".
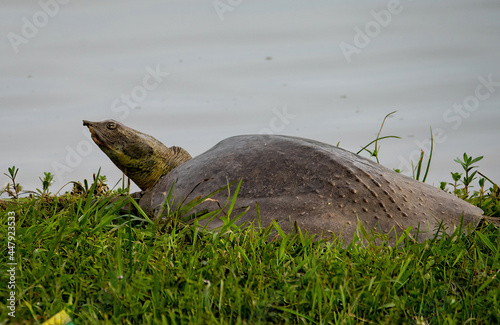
{"left": 83, "top": 119, "right": 486, "bottom": 243}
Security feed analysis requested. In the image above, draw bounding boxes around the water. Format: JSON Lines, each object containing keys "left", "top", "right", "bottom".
{"left": 1, "top": 0, "right": 499, "bottom": 196}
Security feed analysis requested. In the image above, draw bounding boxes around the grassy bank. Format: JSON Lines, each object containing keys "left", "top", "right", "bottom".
{"left": 0, "top": 189, "right": 499, "bottom": 324}
{"left": 0, "top": 167, "right": 499, "bottom": 324}
{"left": 1, "top": 134, "right": 499, "bottom": 324}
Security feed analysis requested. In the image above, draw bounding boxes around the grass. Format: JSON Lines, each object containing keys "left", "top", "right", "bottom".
{"left": 1, "top": 124, "right": 499, "bottom": 324}
{"left": 0, "top": 188, "right": 499, "bottom": 324}
{"left": 1, "top": 164, "right": 499, "bottom": 324}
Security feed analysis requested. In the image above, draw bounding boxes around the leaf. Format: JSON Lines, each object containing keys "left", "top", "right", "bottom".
{"left": 227, "top": 179, "right": 243, "bottom": 217}
{"left": 421, "top": 127, "right": 434, "bottom": 182}
{"left": 471, "top": 155, "right": 484, "bottom": 164}
{"left": 379, "top": 302, "right": 396, "bottom": 309}
{"left": 415, "top": 149, "right": 424, "bottom": 181}
{"left": 475, "top": 231, "right": 496, "bottom": 254}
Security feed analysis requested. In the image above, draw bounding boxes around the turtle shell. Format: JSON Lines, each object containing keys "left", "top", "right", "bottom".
{"left": 139, "top": 135, "right": 483, "bottom": 243}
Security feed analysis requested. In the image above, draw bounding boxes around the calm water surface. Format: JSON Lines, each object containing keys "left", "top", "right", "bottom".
{"left": 1, "top": 0, "right": 499, "bottom": 195}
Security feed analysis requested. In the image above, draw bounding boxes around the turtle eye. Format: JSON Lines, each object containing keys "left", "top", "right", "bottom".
{"left": 107, "top": 122, "right": 117, "bottom": 130}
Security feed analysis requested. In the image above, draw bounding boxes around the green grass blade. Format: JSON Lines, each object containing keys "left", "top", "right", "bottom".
{"left": 475, "top": 231, "right": 496, "bottom": 254}
{"left": 421, "top": 127, "right": 434, "bottom": 183}
{"left": 226, "top": 179, "right": 242, "bottom": 217}
{"left": 89, "top": 197, "right": 129, "bottom": 235}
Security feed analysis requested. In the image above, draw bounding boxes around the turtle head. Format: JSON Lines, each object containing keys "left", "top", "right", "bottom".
{"left": 83, "top": 119, "right": 191, "bottom": 190}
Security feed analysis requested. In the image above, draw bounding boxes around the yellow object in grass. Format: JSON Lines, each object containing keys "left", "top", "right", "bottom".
{"left": 41, "top": 310, "right": 73, "bottom": 325}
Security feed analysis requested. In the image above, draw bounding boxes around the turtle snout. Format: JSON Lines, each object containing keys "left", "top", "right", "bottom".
{"left": 83, "top": 120, "right": 94, "bottom": 127}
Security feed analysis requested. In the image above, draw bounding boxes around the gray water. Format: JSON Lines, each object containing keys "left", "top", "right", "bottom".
{"left": 1, "top": 0, "right": 499, "bottom": 196}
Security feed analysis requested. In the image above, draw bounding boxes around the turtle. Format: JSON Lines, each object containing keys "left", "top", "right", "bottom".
{"left": 83, "top": 119, "right": 488, "bottom": 243}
